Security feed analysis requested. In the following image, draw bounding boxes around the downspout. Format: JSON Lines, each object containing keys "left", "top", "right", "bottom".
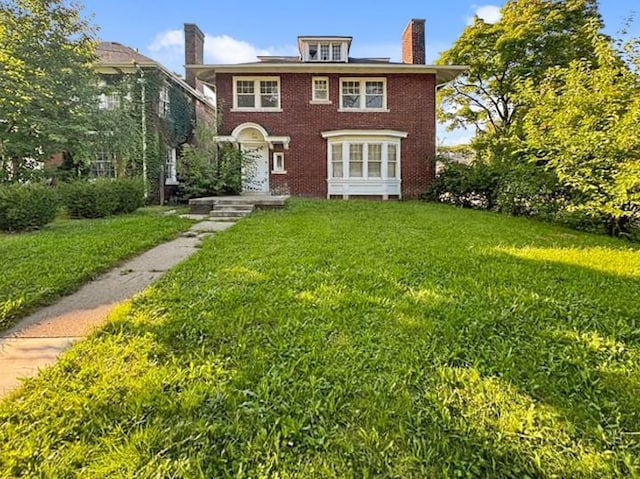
{"left": 134, "top": 63, "right": 148, "bottom": 199}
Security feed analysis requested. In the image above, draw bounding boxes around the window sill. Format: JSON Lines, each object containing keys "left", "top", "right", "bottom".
{"left": 271, "top": 170, "right": 287, "bottom": 175}
{"left": 337, "top": 108, "right": 390, "bottom": 113}
{"left": 231, "top": 108, "right": 283, "bottom": 113}
{"left": 310, "top": 100, "right": 332, "bottom": 105}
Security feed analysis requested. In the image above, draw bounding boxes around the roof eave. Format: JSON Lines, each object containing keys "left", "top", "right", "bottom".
{"left": 186, "top": 63, "right": 468, "bottom": 85}
{"left": 96, "top": 62, "right": 216, "bottom": 110}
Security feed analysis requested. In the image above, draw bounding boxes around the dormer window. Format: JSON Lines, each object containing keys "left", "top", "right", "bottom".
{"left": 309, "top": 44, "right": 318, "bottom": 60}
{"left": 299, "top": 37, "right": 351, "bottom": 62}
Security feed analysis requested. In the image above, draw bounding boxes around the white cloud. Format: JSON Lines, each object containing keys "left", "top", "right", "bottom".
{"left": 147, "top": 29, "right": 297, "bottom": 74}
{"left": 467, "top": 5, "right": 502, "bottom": 25}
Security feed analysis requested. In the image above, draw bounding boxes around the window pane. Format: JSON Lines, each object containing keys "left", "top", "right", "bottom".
{"left": 368, "top": 143, "right": 382, "bottom": 178}
{"left": 349, "top": 144, "right": 363, "bottom": 177}
{"left": 309, "top": 43, "right": 318, "bottom": 60}
{"left": 320, "top": 44, "right": 330, "bottom": 61}
{"left": 237, "top": 80, "right": 255, "bottom": 108}
{"left": 237, "top": 81, "right": 254, "bottom": 94}
{"left": 342, "top": 81, "right": 360, "bottom": 108}
{"left": 388, "top": 144, "right": 397, "bottom": 178}
{"left": 365, "top": 81, "right": 384, "bottom": 108}
{"left": 332, "top": 44, "right": 341, "bottom": 61}
{"left": 314, "top": 79, "right": 328, "bottom": 100}
{"left": 238, "top": 94, "right": 255, "bottom": 108}
{"left": 332, "top": 143, "right": 343, "bottom": 178}
{"left": 260, "top": 80, "right": 279, "bottom": 108}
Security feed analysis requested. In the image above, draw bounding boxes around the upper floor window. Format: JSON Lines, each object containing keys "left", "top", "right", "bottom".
{"left": 306, "top": 42, "right": 345, "bottom": 62}
{"left": 158, "top": 84, "right": 170, "bottom": 118}
{"left": 311, "top": 77, "right": 330, "bottom": 103}
{"left": 97, "top": 78, "right": 121, "bottom": 110}
{"left": 339, "top": 78, "right": 387, "bottom": 111}
{"left": 233, "top": 77, "right": 281, "bottom": 111}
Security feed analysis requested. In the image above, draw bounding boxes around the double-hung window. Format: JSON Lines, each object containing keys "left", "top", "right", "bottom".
{"left": 312, "top": 77, "right": 330, "bottom": 103}
{"left": 233, "top": 77, "right": 281, "bottom": 111}
{"left": 340, "top": 78, "right": 387, "bottom": 111}
{"left": 158, "top": 84, "right": 170, "bottom": 118}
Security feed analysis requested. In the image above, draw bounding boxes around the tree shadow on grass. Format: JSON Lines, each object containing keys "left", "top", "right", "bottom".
{"left": 2, "top": 232, "right": 640, "bottom": 477}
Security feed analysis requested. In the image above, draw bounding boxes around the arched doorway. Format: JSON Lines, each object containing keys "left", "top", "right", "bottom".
{"left": 233, "top": 123, "right": 270, "bottom": 194}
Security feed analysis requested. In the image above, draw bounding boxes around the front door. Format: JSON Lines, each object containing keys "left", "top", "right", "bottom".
{"left": 241, "top": 143, "right": 269, "bottom": 193}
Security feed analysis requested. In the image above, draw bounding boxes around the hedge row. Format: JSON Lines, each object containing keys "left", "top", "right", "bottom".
{"left": 61, "top": 178, "right": 145, "bottom": 219}
{"left": 0, "top": 183, "right": 58, "bottom": 232}
{"left": 0, "top": 178, "right": 146, "bottom": 232}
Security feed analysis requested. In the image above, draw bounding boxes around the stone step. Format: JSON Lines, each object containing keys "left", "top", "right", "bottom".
{"left": 208, "top": 216, "right": 239, "bottom": 223}
{"left": 214, "top": 199, "right": 258, "bottom": 206}
{"left": 209, "top": 210, "right": 252, "bottom": 218}
{"left": 211, "top": 204, "right": 254, "bottom": 212}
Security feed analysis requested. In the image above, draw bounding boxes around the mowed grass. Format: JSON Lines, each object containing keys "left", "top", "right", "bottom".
{"left": 0, "top": 208, "right": 193, "bottom": 330}
{"left": 1, "top": 200, "right": 639, "bottom": 478}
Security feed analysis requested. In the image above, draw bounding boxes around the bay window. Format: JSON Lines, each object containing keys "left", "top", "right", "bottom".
{"left": 323, "top": 129, "right": 407, "bottom": 198}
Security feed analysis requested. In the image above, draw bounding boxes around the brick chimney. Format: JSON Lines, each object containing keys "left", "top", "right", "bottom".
{"left": 184, "top": 23, "right": 204, "bottom": 88}
{"left": 402, "top": 19, "right": 426, "bottom": 64}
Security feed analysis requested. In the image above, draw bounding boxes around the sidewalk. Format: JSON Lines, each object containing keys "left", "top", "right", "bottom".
{"left": 0, "top": 219, "right": 233, "bottom": 397}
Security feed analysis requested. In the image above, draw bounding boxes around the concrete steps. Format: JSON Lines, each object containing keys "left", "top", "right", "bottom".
{"left": 209, "top": 201, "right": 254, "bottom": 222}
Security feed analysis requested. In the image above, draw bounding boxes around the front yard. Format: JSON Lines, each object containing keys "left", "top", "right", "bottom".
{"left": 0, "top": 208, "right": 193, "bottom": 331}
{"left": 1, "top": 200, "right": 639, "bottom": 477}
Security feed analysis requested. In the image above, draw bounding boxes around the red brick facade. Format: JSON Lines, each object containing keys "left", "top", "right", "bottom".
{"left": 217, "top": 72, "right": 437, "bottom": 199}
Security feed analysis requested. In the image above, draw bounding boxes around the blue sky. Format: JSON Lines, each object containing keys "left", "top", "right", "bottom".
{"left": 81, "top": 0, "right": 638, "bottom": 144}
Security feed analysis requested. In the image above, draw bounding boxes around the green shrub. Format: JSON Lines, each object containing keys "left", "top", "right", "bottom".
{"left": 216, "top": 145, "right": 244, "bottom": 195}
{"left": 62, "top": 177, "right": 144, "bottom": 218}
{"left": 0, "top": 183, "right": 59, "bottom": 232}
{"left": 494, "top": 164, "right": 566, "bottom": 220}
{"left": 112, "top": 177, "right": 145, "bottom": 213}
{"left": 424, "top": 160, "right": 505, "bottom": 209}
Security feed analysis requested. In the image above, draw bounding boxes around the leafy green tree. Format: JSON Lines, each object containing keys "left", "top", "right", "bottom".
{"left": 522, "top": 33, "right": 640, "bottom": 235}
{"left": 0, "top": 0, "right": 98, "bottom": 180}
{"left": 437, "top": 0, "right": 604, "bottom": 160}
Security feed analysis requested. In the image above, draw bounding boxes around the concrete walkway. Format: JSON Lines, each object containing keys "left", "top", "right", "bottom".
{"left": 0, "top": 219, "right": 234, "bottom": 397}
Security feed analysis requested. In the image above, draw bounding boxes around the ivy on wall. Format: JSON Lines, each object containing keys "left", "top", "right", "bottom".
{"left": 68, "top": 68, "right": 196, "bottom": 203}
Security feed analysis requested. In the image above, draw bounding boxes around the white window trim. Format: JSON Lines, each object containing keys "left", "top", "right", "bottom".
{"left": 310, "top": 76, "right": 331, "bottom": 104}
{"left": 231, "top": 76, "right": 282, "bottom": 112}
{"left": 323, "top": 130, "right": 406, "bottom": 199}
{"left": 158, "top": 83, "right": 170, "bottom": 119}
{"left": 272, "top": 152, "right": 286, "bottom": 174}
{"left": 304, "top": 41, "right": 348, "bottom": 63}
{"left": 165, "top": 148, "right": 178, "bottom": 185}
{"left": 338, "top": 77, "right": 389, "bottom": 112}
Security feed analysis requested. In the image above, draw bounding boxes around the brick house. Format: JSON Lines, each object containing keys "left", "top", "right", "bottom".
{"left": 185, "top": 20, "right": 465, "bottom": 199}
{"left": 95, "top": 41, "right": 215, "bottom": 200}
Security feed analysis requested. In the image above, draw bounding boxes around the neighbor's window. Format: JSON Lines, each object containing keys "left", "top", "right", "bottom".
{"left": 340, "top": 78, "right": 387, "bottom": 110}
{"left": 165, "top": 148, "right": 177, "bottom": 184}
{"left": 97, "top": 79, "right": 121, "bottom": 110}
{"left": 233, "top": 77, "right": 281, "bottom": 110}
{"left": 312, "top": 77, "right": 329, "bottom": 102}
{"left": 158, "top": 83, "right": 170, "bottom": 118}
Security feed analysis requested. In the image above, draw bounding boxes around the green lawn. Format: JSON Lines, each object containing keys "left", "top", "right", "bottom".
{"left": 1, "top": 200, "right": 639, "bottom": 478}
{"left": 0, "top": 208, "right": 193, "bottom": 330}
